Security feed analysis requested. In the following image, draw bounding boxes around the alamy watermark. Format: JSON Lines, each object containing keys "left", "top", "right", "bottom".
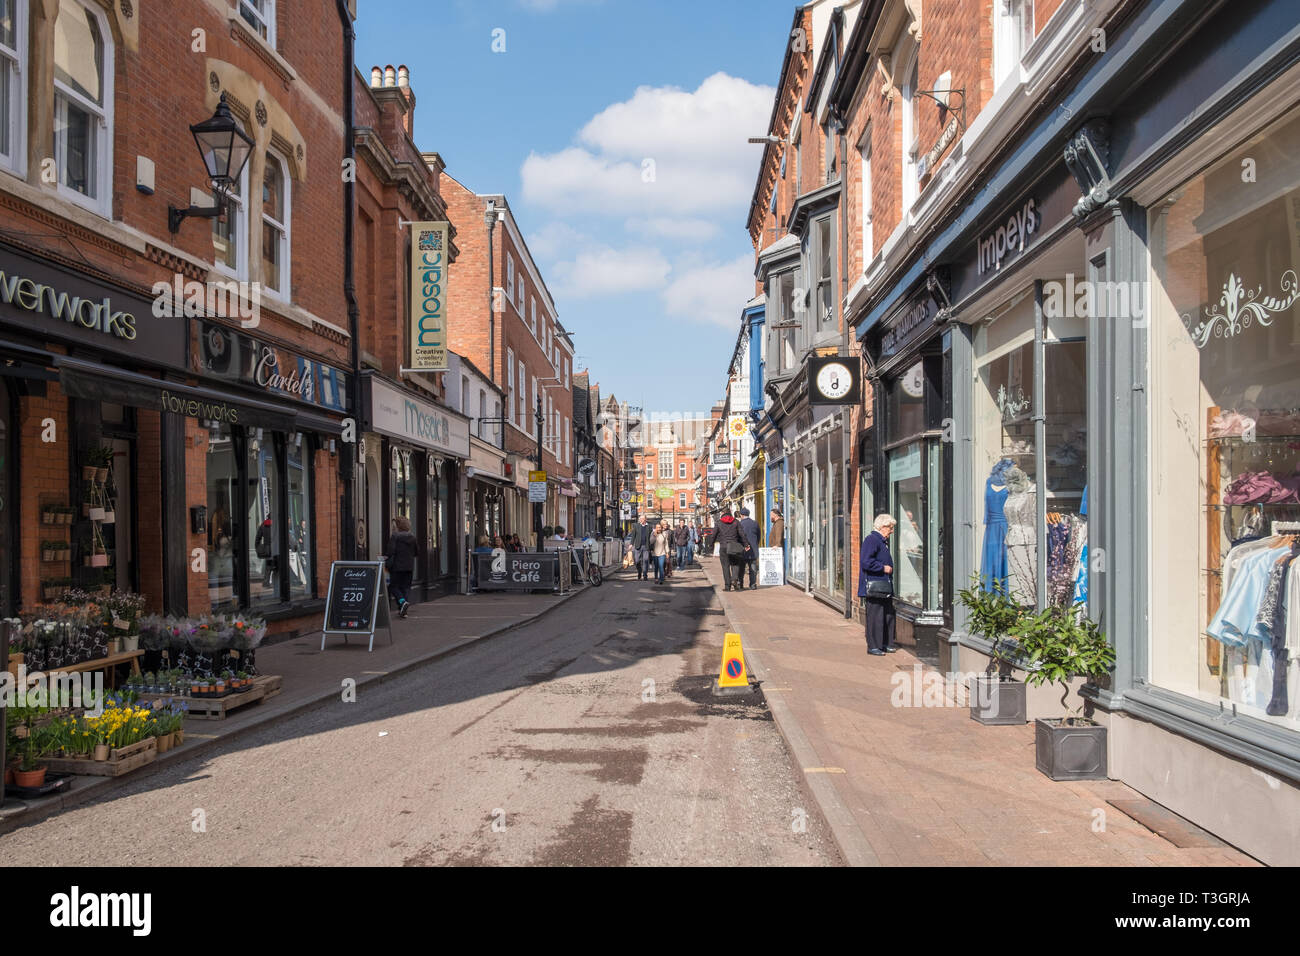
{"left": 0, "top": 667, "right": 104, "bottom": 715}
{"left": 151, "top": 274, "right": 260, "bottom": 328}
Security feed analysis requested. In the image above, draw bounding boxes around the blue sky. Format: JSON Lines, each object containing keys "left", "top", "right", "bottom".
{"left": 356, "top": 0, "right": 798, "bottom": 416}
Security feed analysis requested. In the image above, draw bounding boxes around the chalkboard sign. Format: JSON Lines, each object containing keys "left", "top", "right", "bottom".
{"left": 322, "top": 561, "right": 391, "bottom": 652}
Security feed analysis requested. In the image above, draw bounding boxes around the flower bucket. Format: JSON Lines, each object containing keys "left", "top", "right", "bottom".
{"left": 122, "top": 635, "right": 140, "bottom": 652}
{"left": 93, "top": 744, "right": 109, "bottom": 761}
{"left": 95, "top": 467, "right": 109, "bottom": 482}
{"left": 89, "top": 507, "right": 106, "bottom": 521}
{"left": 81, "top": 465, "right": 97, "bottom": 481}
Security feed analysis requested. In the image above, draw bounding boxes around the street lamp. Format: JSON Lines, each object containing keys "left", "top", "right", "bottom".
{"left": 168, "top": 93, "right": 256, "bottom": 234}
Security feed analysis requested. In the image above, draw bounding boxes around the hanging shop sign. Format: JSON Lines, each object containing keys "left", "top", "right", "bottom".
{"left": 365, "top": 375, "right": 469, "bottom": 458}
{"left": 807, "top": 354, "right": 861, "bottom": 406}
{"left": 409, "top": 221, "right": 450, "bottom": 371}
{"left": 194, "top": 320, "right": 349, "bottom": 413}
{"left": 727, "top": 415, "right": 749, "bottom": 440}
{"left": 0, "top": 247, "right": 186, "bottom": 369}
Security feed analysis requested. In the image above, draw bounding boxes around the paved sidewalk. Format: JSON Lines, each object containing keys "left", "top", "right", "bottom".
{"left": 0, "top": 583, "right": 590, "bottom": 833}
{"left": 703, "top": 559, "right": 1258, "bottom": 867}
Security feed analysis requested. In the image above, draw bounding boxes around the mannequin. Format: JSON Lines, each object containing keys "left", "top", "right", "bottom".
{"left": 980, "top": 459, "right": 1014, "bottom": 593}
{"left": 1004, "top": 464, "right": 1037, "bottom": 605}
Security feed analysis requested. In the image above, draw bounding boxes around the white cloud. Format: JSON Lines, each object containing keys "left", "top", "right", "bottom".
{"left": 551, "top": 244, "right": 671, "bottom": 299}
{"left": 517, "top": 0, "right": 601, "bottom": 11}
{"left": 525, "top": 221, "right": 590, "bottom": 263}
{"left": 520, "top": 72, "right": 774, "bottom": 216}
{"left": 626, "top": 217, "right": 720, "bottom": 242}
{"left": 661, "top": 255, "right": 756, "bottom": 328}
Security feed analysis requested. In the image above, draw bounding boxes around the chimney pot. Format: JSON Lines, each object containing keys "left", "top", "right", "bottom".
{"left": 397, "top": 64, "right": 410, "bottom": 88}
{"left": 384, "top": 65, "right": 396, "bottom": 87}
{"left": 370, "top": 66, "right": 382, "bottom": 87}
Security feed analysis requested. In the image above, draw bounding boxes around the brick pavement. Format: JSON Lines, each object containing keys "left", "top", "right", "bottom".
{"left": 702, "top": 559, "right": 1259, "bottom": 867}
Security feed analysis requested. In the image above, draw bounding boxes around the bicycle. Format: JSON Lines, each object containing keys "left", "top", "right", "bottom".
{"left": 568, "top": 545, "right": 603, "bottom": 587}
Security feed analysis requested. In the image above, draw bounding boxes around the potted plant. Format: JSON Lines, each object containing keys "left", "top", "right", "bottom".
{"left": 14, "top": 722, "right": 54, "bottom": 788}
{"left": 957, "top": 575, "right": 1029, "bottom": 725}
{"left": 92, "top": 446, "right": 113, "bottom": 483}
{"left": 1012, "top": 603, "right": 1117, "bottom": 781}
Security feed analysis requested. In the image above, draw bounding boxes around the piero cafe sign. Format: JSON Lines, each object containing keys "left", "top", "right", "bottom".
{"left": 0, "top": 247, "right": 185, "bottom": 369}
{"left": 409, "top": 221, "right": 450, "bottom": 371}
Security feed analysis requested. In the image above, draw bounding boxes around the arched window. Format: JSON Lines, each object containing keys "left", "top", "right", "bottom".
{"left": 54, "top": 0, "right": 113, "bottom": 214}
{"left": 262, "top": 150, "right": 291, "bottom": 297}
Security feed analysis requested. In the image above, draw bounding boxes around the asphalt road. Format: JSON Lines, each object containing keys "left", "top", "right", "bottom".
{"left": 2, "top": 564, "right": 840, "bottom": 866}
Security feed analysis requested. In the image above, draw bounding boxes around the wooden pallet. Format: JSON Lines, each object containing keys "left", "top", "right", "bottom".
{"left": 44, "top": 737, "right": 157, "bottom": 777}
{"left": 177, "top": 675, "right": 283, "bottom": 721}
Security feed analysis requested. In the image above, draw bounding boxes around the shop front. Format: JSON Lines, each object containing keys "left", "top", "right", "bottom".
{"left": 861, "top": 283, "right": 951, "bottom": 660}
{"left": 783, "top": 407, "right": 846, "bottom": 609}
{"left": 466, "top": 436, "right": 509, "bottom": 545}
{"left": 361, "top": 373, "right": 468, "bottom": 600}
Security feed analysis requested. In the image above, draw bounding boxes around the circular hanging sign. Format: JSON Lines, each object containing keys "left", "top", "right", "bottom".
{"left": 727, "top": 415, "right": 748, "bottom": 440}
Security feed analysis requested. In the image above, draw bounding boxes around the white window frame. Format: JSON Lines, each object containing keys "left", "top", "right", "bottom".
{"left": 530, "top": 296, "right": 537, "bottom": 334}
{"left": 645, "top": 463, "right": 653, "bottom": 480}
{"left": 239, "top": 0, "right": 276, "bottom": 47}
{"left": 993, "top": 0, "right": 1033, "bottom": 92}
{"left": 212, "top": 158, "right": 249, "bottom": 279}
{"left": 0, "top": 0, "right": 28, "bottom": 177}
{"left": 900, "top": 50, "right": 920, "bottom": 215}
{"left": 261, "top": 148, "right": 291, "bottom": 300}
{"left": 563, "top": 359, "right": 569, "bottom": 390}
{"left": 478, "top": 391, "right": 486, "bottom": 439}
{"left": 859, "top": 125, "right": 873, "bottom": 267}
{"left": 53, "top": 0, "right": 113, "bottom": 217}
{"left": 516, "top": 273, "right": 524, "bottom": 314}
{"left": 506, "top": 349, "right": 516, "bottom": 425}
{"left": 507, "top": 256, "right": 515, "bottom": 302}
{"left": 518, "top": 360, "right": 527, "bottom": 427}
{"left": 678, "top": 462, "right": 686, "bottom": 480}
{"left": 680, "top": 493, "right": 687, "bottom": 509}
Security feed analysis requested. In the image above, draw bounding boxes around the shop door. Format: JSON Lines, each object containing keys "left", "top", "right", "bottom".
{"left": 0, "top": 384, "right": 10, "bottom": 616}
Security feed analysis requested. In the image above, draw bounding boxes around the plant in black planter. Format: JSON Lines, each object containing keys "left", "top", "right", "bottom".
{"left": 1011, "top": 603, "right": 1116, "bottom": 781}
{"left": 956, "top": 575, "right": 1028, "bottom": 725}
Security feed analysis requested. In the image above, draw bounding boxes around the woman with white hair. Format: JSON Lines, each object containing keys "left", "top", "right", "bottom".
{"left": 858, "top": 513, "right": 898, "bottom": 655}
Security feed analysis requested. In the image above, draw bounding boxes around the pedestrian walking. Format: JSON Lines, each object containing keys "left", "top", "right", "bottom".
{"left": 651, "top": 522, "right": 669, "bottom": 584}
{"left": 769, "top": 508, "right": 785, "bottom": 554}
{"left": 737, "top": 507, "right": 761, "bottom": 589}
{"left": 715, "top": 508, "right": 745, "bottom": 591}
{"left": 629, "top": 515, "right": 652, "bottom": 580}
{"left": 386, "top": 516, "right": 419, "bottom": 618}
{"left": 859, "top": 514, "right": 898, "bottom": 655}
{"left": 688, "top": 521, "right": 699, "bottom": 566}
{"left": 674, "top": 521, "right": 690, "bottom": 570}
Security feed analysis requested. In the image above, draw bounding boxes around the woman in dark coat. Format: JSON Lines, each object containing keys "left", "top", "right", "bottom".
{"left": 859, "top": 513, "right": 898, "bottom": 655}
{"left": 386, "top": 515, "right": 419, "bottom": 618}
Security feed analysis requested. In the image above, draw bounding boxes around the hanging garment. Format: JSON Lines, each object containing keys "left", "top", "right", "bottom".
{"left": 1071, "top": 515, "right": 1089, "bottom": 607}
{"left": 1207, "top": 545, "right": 1291, "bottom": 647}
{"left": 1005, "top": 485, "right": 1037, "bottom": 606}
{"left": 980, "top": 479, "right": 1011, "bottom": 594}
{"left": 1266, "top": 555, "right": 1294, "bottom": 716}
{"left": 1046, "top": 517, "right": 1074, "bottom": 606}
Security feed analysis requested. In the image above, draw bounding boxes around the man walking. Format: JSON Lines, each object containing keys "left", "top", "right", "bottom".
{"left": 737, "top": 507, "right": 762, "bottom": 589}
{"left": 674, "top": 520, "right": 690, "bottom": 571}
{"left": 688, "top": 521, "right": 699, "bottom": 566}
{"left": 629, "top": 514, "right": 652, "bottom": 580}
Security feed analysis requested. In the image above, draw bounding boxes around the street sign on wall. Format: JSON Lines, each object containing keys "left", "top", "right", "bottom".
{"left": 529, "top": 470, "right": 548, "bottom": 503}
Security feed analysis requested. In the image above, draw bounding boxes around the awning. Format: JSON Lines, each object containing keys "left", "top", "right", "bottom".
{"left": 465, "top": 466, "right": 511, "bottom": 486}
{"left": 56, "top": 356, "right": 342, "bottom": 434}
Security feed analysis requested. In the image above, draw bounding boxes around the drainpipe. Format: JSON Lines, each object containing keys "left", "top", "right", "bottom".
{"left": 835, "top": 99, "right": 853, "bottom": 620}
{"left": 337, "top": 0, "right": 359, "bottom": 561}
{"left": 487, "top": 205, "right": 497, "bottom": 382}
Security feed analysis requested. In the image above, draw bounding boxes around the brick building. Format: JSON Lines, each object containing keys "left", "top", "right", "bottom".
{"left": 630, "top": 415, "right": 713, "bottom": 529}
{"left": 353, "top": 62, "right": 470, "bottom": 599}
{"left": 0, "top": 0, "right": 355, "bottom": 639}
{"left": 439, "top": 177, "right": 576, "bottom": 540}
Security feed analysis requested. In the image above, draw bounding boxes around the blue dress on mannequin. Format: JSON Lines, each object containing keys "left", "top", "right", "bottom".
{"left": 981, "top": 460, "right": 1013, "bottom": 593}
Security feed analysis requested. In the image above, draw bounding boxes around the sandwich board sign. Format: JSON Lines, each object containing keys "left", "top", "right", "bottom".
{"left": 321, "top": 560, "right": 392, "bottom": 653}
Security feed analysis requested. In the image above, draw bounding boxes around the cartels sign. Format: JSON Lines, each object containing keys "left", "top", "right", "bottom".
{"left": 409, "top": 222, "right": 450, "bottom": 371}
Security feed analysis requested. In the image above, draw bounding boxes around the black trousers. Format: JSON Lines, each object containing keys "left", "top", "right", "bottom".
{"left": 721, "top": 550, "right": 742, "bottom": 589}
{"left": 863, "top": 596, "right": 895, "bottom": 652}
{"left": 389, "top": 569, "right": 413, "bottom": 606}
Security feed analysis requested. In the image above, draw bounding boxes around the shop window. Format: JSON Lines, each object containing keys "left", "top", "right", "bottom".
{"left": 247, "top": 429, "right": 282, "bottom": 608}
{"left": 0, "top": 0, "right": 26, "bottom": 174}
{"left": 54, "top": 0, "right": 112, "bottom": 215}
{"left": 213, "top": 160, "right": 248, "bottom": 277}
{"left": 286, "top": 433, "right": 311, "bottom": 600}
{"left": 890, "top": 360, "right": 928, "bottom": 440}
{"left": 1149, "top": 106, "right": 1300, "bottom": 728}
{"left": 239, "top": 0, "right": 275, "bottom": 45}
{"left": 206, "top": 422, "right": 239, "bottom": 611}
{"left": 262, "top": 150, "right": 290, "bottom": 297}
{"left": 889, "top": 443, "right": 926, "bottom": 606}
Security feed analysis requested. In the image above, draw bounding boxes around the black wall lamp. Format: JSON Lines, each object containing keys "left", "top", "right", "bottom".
{"left": 168, "top": 93, "right": 256, "bottom": 235}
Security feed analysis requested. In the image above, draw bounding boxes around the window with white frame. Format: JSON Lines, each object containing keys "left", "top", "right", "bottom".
{"left": 678, "top": 462, "right": 686, "bottom": 480}
{"left": 563, "top": 359, "right": 569, "bottom": 390}
{"left": 645, "top": 462, "right": 653, "bottom": 480}
{"left": 901, "top": 52, "right": 920, "bottom": 214}
{"left": 563, "top": 416, "right": 569, "bottom": 465}
{"left": 530, "top": 297, "right": 537, "bottom": 333}
{"left": 0, "top": 0, "right": 26, "bottom": 174}
{"left": 478, "top": 391, "right": 486, "bottom": 439}
{"left": 659, "top": 451, "right": 672, "bottom": 477}
{"left": 518, "top": 361, "right": 527, "bottom": 426}
{"left": 859, "top": 126, "right": 873, "bottom": 266}
{"left": 460, "top": 375, "right": 469, "bottom": 415}
{"left": 54, "top": 0, "right": 112, "bottom": 213}
{"left": 506, "top": 350, "right": 516, "bottom": 424}
{"left": 516, "top": 273, "right": 524, "bottom": 313}
{"left": 993, "top": 0, "right": 1033, "bottom": 90}
{"left": 262, "top": 150, "right": 290, "bottom": 297}
{"left": 507, "top": 256, "right": 515, "bottom": 302}
{"left": 680, "top": 493, "right": 687, "bottom": 509}
{"left": 239, "top": 0, "right": 276, "bottom": 45}
{"left": 213, "top": 158, "right": 249, "bottom": 277}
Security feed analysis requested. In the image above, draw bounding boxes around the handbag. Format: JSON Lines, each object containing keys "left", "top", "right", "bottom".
{"left": 862, "top": 578, "right": 893, "bottom": 598}
{"left": 724, "top": 541, "right": 745, "bottom": 558}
